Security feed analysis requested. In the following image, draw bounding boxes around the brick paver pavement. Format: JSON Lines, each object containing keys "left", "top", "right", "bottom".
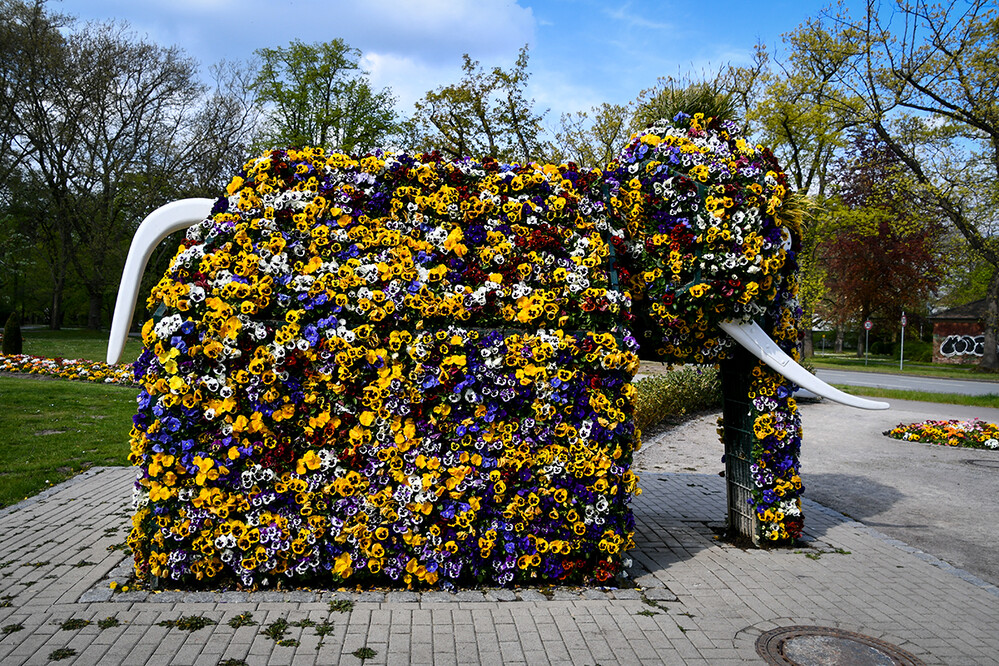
{"left": 1, "top": 467, "right": 996, "bottom": 665}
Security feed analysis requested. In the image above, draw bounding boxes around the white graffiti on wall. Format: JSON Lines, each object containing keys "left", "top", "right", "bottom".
{"left": 939, "top": 334, "right": 995, "bottom": 357}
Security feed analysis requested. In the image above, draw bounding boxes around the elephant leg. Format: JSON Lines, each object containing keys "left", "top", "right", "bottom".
{"left": 720, "top": 345, "right": 803, "bottom": 546}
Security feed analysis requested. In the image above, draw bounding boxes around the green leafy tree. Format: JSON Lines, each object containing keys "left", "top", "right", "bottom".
{"left": 1, "top": 0, "right": 259, "bottom": 329}
{"left": 252, "top": 39, "right": 399, "bottom": 153}
{"left": 818, "top": 133, "right": 945, "bottom": 354}
{"left": 721, "top": 39, "right": 863, "bottom": 356}
{"left": 414, "top": 45, "right": 546, "bottom": 163}
{"left": 554, "top": 102, "right": 629, "bottom": 170}
{"left": 786, "top": 0, "right": 999, "bottom": 370}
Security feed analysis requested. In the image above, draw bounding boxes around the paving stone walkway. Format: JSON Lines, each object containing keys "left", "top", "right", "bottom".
{"left": 1, "top": 466, "right": 997, "bottom": 665}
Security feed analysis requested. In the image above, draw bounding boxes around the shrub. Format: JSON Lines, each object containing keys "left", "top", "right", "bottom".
{"left": 2, "top": 312, "right": 22, "bottom": 355}
{"left": 633, "top": 366, "right": 722, "bottom": 433}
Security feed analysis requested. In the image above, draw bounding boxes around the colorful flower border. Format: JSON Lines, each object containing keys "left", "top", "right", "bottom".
{"left": 0, "top": 352, "right": 137, "bottom": 386}
{"left": 884, "top": 419, "right": 999, "bottom": 450}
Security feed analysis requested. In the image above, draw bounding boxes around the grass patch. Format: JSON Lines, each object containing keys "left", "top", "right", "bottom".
{"left": 831, "top": 384, "right": 999, "bottom": 408}
{"left": 0, "top": 376, "right": 137, "bottom": 508}
{"left": 19, "top": 328, "right": 143, "bottom": 364}
{"left": 812, "top": 353, "right": 999, "bottom": 382}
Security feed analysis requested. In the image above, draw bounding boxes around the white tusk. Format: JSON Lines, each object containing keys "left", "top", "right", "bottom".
{"left": 720, "top": 320, "right": 889, "bottom": 410}
{"left": 107, "top": 198, "right": 215, "bottom": 364}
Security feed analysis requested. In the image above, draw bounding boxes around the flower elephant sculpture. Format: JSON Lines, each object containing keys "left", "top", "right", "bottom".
{"left": 108, "top": 112, "right": 886, "bottom": 590}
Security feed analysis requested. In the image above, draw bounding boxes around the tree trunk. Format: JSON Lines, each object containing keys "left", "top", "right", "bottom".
{"left": 801, "top": 327, "right": 814, "bottom": 358}
{"left": 834, "top": 327, "right": 844, "bottom": 353}
{"left": 49, "top": 280, "right": 63, "bottom": 330}
{"left": 87, "top": 291, "right": 103, "bottom": 331}
{"left": 978, "top": 267, "right": 999, "bottom": 372}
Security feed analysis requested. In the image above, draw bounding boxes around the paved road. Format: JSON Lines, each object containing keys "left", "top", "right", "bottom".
{"left": 816, "top": 367, "right": 999, "bottom": 396}
{"left": 2, "top": 465, "right": 998, "bottom": 664}
{"left": 638, "top": 397, "right": 999, "bottom": 589}
{"left": 798, "top": 398, "right": 999, "bottom": 587}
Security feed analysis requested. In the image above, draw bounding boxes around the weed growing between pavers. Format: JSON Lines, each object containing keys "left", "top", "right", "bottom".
{"left": 0, "top": 594, "right": 13, "bottom": 608}
{"left": 2, "top": 623, "right": 24, "bottom": 634}
{"left": 260, "top": 617, "right": 292, "bottom": 642}
{"left": 57, "top": 618, "right": 91, "bottom": 630}
{"left": 218, "top": 660, "right": 248, "bottom": 666}
{"left": 227, "top": 611, "right": 256, "bottom": 628}
{"left": 352, "top": 647, "right": 377, "bottom": 661}
{"left": 47, "top": 648, "right": 75, "bottom": 661}
{"left": 157, "top": 615, "right": 217, "bottom": 631}
{"left": 97, "top": 616, "right": 120, "bottom": 629}
{"left": 795, "top": 547, "right": 851, "bottom": 560}
{"left": 329, "top": 599, "right": 354, "bottom": 613}
{"left": 638, "top": 592, "right": 691, "bottom": 634}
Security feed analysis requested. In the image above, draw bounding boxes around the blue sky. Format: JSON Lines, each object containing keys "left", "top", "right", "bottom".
{"left": 51, "top": 0, "right": 845, "bottom": 124}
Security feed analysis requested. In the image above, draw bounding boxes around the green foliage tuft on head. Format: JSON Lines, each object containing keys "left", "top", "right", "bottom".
{"left": 632, "top": 78, "right": 739, "bottom": 131}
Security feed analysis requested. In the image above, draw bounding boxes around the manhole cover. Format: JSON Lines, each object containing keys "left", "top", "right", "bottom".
{"left": 964, "top": 459, "right": 999, "bottom": 470}
{"left": 756, "top": 626, "right": 924, "bottom": 665}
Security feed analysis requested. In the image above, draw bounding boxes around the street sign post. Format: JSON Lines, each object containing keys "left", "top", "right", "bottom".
{"left": 900, "top": 312, "right": 906, "bottom": 370}
{"left": 864, "top": 319, "right": 872, "bottom": 366}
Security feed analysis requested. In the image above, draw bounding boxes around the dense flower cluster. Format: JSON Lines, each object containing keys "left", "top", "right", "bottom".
{"left": 745, "top": 362, "right": 804, "bottom": 541}
{"left": 884, "top": 419, "right": 999, "bottom": 449}
{"left": 610, "top": 112, "right": 797, "bottom": 365}
{"left": 609, "top": 112, "right": 804, "bottom": 542}
{"left": 127, "top": 113, "right": 808, "bottom": 587}
{"left": 127, "top": 147, "right": 641, "bottom": 588}
{"left": 0, "top": 352, "right": 136, "bottom": 385}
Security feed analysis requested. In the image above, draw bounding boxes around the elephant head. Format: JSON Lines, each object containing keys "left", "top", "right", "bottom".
{"left": 107, "top": 114, "right": 884, "bottom": 588}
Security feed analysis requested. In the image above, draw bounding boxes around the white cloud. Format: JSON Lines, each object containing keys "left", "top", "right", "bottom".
{"left": 362, "top": 52, "right": 463, "bottom": 113}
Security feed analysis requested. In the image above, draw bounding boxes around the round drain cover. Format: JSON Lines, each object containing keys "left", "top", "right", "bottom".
{"left": 756, "top": 626, "right": 924, "bottom": 665}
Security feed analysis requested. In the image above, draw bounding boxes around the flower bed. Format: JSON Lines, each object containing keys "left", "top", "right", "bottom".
{"left": 884, "top": 419, "right": 999, "bottom": 449}
{"left": 0, "top": 352, "right": 137, "bottom": 386}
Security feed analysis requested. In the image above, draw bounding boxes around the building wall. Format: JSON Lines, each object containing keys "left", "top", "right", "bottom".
{"left": 933, "top": 320, "right": 985, "bottom": 364}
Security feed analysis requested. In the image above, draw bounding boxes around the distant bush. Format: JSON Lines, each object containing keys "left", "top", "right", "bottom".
{"left": 2, "top": 312, "right": 22, "bottom": 355}
{"left": 634, "top": 366, "right": 722, "bottom": 432}
{"left": 899, "top": 339, "right": 932, "bottom": 363}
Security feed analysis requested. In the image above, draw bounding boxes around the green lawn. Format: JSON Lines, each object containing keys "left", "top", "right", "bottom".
{"left": 811, "top": 352, "right": 999, "bottom": 382}
{"left": 0, "top": 376, "right": 138, "bottom": 508}
{"left": 19, "top": 327, "right": 144, "bottom": 363}
{"left": 831, "top": 384, "right": 999, "bottom": 409}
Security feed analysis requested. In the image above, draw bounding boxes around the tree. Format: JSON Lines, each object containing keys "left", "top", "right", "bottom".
{"left": 414, "top": 45, "right": 546, "bottom": 163}
{"left": 554, "top": 102, "right": 629, "bottom": 170}
{"left": 1, "top": 0, "right": 259, "bottom": 329}
{"left": 722, "top": 41, "right": 861, "bottom": 357}
{"left": 787, "top": 0, "right": 999, "bottom": 370}
{"left": 818, "top": 132, "right": 944, "bottom": 354}
{"left": 252, "top": 39, "right": 399, "bottom": 153}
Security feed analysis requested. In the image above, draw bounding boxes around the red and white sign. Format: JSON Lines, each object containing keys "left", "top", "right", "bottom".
{"left": 864, "top": 320, "right": 873, "bottom": 331}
